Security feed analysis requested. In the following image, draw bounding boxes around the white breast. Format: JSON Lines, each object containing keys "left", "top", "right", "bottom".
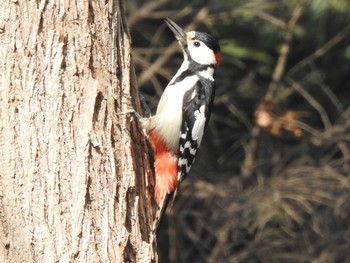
{"left": 154, "top": 74, "right": 199, "bottom": 150}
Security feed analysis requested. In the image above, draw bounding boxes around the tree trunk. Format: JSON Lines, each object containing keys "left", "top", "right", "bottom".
{"left": 0, "top": 0, "right": 156, "bottom": 262}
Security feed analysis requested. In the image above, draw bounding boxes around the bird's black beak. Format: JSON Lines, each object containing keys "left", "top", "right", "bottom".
{"left": 165, "top": 18, "right": 187, "bottom": 45}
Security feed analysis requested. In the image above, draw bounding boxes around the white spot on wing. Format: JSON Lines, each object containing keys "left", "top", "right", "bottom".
{"left": 180, "top": 140, "right": 197, "bottom": 156}
{"left": 180, "top": 133, "right": 187, "bottom": 139}
{"left": 190, "top": 90, "right": 196, "bottom": 100}
{"left": 190, "top": 147, "right": 197, "bottom": 155}
{"left": 192, "top": 105, "right": 206, "bottom": 146}
{"left": 183, "top": 141, "right": 191, "bottom": 149}
{"left": 178, "top": 158, "right": 188, "bottom": 167}
{"left": 177, "top": 157, "right": 191, "bottom": 179}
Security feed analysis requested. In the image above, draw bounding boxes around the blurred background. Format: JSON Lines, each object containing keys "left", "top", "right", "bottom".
{"left": 127, "top": 0, "right": 350, "bottom": 262}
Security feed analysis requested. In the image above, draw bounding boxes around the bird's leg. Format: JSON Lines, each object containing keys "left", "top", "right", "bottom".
{"left": 117, "top": 92, "right": 153, "bottom": 135}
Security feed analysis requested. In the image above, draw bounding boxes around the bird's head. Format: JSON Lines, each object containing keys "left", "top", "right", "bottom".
{"left": 165, "top": 18, "right": 220, "bottom": 67}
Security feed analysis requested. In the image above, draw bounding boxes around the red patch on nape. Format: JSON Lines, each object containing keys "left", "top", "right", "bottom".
{"left": 148, "top": 129, "right": 178, "bottom": 204}
{"left": 215, "top": 52, "right": 221, "bottom": 66}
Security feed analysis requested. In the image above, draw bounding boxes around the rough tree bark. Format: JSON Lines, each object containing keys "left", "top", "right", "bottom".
{"left": 0, "top": 0, "right": 156, "bottom": 262}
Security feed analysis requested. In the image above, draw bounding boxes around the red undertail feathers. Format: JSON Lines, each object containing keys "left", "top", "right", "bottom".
{"left": 148, "top": 129, "right": 178, "bottom": 204}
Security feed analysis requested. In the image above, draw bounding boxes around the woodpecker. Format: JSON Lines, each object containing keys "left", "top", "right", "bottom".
{"left": 141, "top": 18, "right": 220, "bottom": 207}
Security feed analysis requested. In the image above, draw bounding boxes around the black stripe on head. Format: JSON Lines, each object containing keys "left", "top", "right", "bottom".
{"left": 194, "top": 32, "right": 220, "bottom": 54}
{"left": 169, "top": 64, "right": 215, "bottom": 86}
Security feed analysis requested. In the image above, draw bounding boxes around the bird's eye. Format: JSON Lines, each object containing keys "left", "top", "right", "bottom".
{"left": 193, "top": 41, "right": 201, "bottom": 47}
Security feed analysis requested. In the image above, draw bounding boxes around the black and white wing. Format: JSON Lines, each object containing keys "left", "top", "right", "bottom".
{"left": 176, "top": 78, "right": 215, "bottom": 189}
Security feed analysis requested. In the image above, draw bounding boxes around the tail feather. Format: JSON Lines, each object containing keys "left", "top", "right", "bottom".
{"left": 152, "top": 193, "right": 171, "bottom": 232}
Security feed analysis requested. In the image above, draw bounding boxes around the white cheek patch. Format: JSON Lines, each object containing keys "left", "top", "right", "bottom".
{"left": 188, "top": 42, "right": 216, "bottom": 65}
{"left": 192, "top": 105, "right": 206, "bottom": 146}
